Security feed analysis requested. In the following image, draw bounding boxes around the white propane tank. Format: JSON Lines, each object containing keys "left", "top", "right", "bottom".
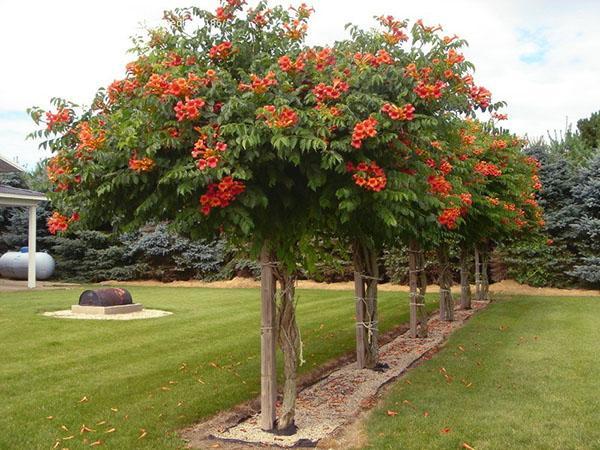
{"left": 0, "top": 247, "right": 55, "bottom": 280}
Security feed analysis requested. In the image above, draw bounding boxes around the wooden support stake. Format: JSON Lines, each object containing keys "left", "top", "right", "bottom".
{"left": 353, "top": 259, "right": 366, "bottom": 369}
{"left": 260, "top": 244, "right": 277, "bottom": 431}
{"left": 460, "top": 245, "right": 472, "bottom": 309}
{"left": 474, "top": 245, "right": 481, "bottom": 301}
{"left": 408, "top": 240, "right": 418, "bottom": 338}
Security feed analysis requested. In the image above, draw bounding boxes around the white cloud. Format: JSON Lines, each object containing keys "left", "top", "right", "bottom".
{"left": 1, "top": 0, "right": 599, "bottom": 167}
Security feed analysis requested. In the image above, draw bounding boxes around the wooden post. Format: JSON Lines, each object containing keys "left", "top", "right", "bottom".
{"left": 353, "top": 244, "right": 366, "bottom": 369}
{"left": 364, "top": 248, "right": 379, "bottom": 369}
{"left": 408, "top": 240, "right": 418, "bottom": 338}
{"left": 438, "top": 244, "right": 454, "bottom": 321}
{"left": 474, "top": 245, "right": 481, "bottom": 301}
{"left": 27, "top": 205, "right": 37, "bottom": 289}
{"left": 459, "top": 245, "right": 472, "bottom": 309}
{"left": 481, "top": 248, "right": 490, "bottom": 301}
{"left": 416, "top": 247, "right": 428, "bottom": 337}
{"left": 260, "top": 244, "right": 277, "bottom": 431}
{"left": 409, "top": 240, "right": 428, "bottom": 338}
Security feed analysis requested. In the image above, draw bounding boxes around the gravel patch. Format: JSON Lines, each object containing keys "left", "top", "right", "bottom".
{"left": 206, "top": 302, "right": 487, "bottom": 448}
{"left": 42, "top": 308, "right": 172, "bottom": 320}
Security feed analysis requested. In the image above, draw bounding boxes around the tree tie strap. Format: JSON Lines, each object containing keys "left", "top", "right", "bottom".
{"left": 354, "top": 271, "right": 382, "bottom": 281}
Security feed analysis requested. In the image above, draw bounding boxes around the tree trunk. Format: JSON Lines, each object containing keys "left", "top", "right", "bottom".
{"left": 481, "top": 247, "right": 490, "bottom": 301}
{"left": 437, "top": 244, "right": 454, "bottom": 321}
{"left": 259, "top": 244, "right": 277, "bottom": 431}
{"left": 459, "top": 245, "right": 472, "bottom": 309}
{"left": 273, "top": 265, "right": 301, "bottom": 433}
{"left": 408, "top": 240, "right": 428, "bottom": 338}
{"left": 353, "top": 241, "right": 379, "bottom": 369}
{"left": 474, "top": 245, "right": 482, "bottom": 301}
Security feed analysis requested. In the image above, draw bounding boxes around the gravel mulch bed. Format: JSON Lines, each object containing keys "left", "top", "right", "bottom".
{"left": 42, "top": 308, "right": 172, "bottom": 320}
{"left": 201, "top": 302, "right": 487, "bottom": 448}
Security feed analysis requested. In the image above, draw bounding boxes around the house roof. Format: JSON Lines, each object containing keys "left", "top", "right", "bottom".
{"left": 0, "top": 154, "right": 25, "bottom": 173}
{"left": 0, "top": 185, "right": 47, "bottom": 206}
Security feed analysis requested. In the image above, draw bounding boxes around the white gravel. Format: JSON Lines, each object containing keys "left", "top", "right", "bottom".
{"left": 209, "top": 302, "right": 487, "bottom": 447}
{"left": 43, "top": 308, "right": 173, "bottom": 320}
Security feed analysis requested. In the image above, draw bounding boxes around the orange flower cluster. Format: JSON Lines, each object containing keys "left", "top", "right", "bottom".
{"left": 309, "top": 48, "right": 336, "bottom": 71}
{"left": 107, "top": 79, "right": 139, "bottom": 103}
{"left": 353, "top": 50, "right": 394, "bottom": 68}
{"left": 469, "top": 86, "right": 491, "bottom": 109}
{"left": 238, "top": 71, "right": 278, "bottom": 94}
{"left": 351, "top": 117, "right": 378, "bottom": 149}
{"left": 128, "top": 155, "right": 155, "bottom": 172}
{"left": 192, "top": 132, "right": 228, "bottom": 170}
{"left": 200, "top": 176, "right": 245, "bottom": 215}
{"left": 415, "top": 19, "right": 442, "bottom": 33}
{"left": 474, "top": 161, "right": 502, "bottom": 177}
{"left": 214, "top": 0, "right": 245, "bottom": 23}
{"left": 162, "top": 52, "right": 196, "bottom": 67}
{"left": 248, "top": 7, "right": 270, "bottom": 27}
{"left": 532, "top": 174, "right": 542, "bottom": 190}
{"left": 377, "top": 15, "right": 408, "bottom": 44}
{"left": 290, "top": 3, "right": 314, "bottom": 19}
{"left": 428, "top": 175, "right": 452, "bottom": 196}
{"left": 490, "top": 139, "right": 507, "bottom": 150}
{"left": 77, "top": 122, "right": 105, "bottom": 156}
{"left": 258, "top": 105, "right": 299, "bottom": 128}
{"left": 278, "top": 55, "right": 305, "bottom": 73}
{"left": 346, "top": 161, "right": 387, "bottom": 192}
{"left": 445, "top": 49, "right": 465, "bottom": 65}
{"left": 315, "top": 104, "right": 342, "bottom": 118}
{"left": 46, "top": 155, "right": 79, "bottom": 191}
{"left": 460, "top": 192, "right": 472, "bottom": 206}
{"left": 215, "top": 6, "right": 234, "bottom": 22}
{"left": 209, "top": 41, "right": 234, "bottom": 61}
{"left": 312, "top": 79, "right": 349, "bottom": 102}
{"left": 47, "top": 212, "right": 79, "bottom": 235}
{"left": 284, "top": 19, "right": 308, "bottom": 40}
{"left": 438, "top": 207, "right": 462, "bottom": 229}
{"left": 439, "top": 160, "right": 453, "bottom": 175}
{"left": 381, "top": 103, "right": 415, "bottom": 121}
{"left": 45, "top": 108, "right": 71, "bottom": 130}
{"left": 525, "top": 156, "right": 541, "bottom": 169}
{"left": 174, "top": 97, "right": 206, "bottom": 121}
{"left": 414, "top": 80, "right": 445, "bottom": 100}
{"left": 145, "top": 73, "right": 171, "bottom": 96}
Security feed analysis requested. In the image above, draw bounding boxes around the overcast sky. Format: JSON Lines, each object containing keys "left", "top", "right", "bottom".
{"left": 1, "top": 0, "right": 599, "bottom": 168}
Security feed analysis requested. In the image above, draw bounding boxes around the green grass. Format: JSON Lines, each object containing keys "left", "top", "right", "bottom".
{"left": 365, "top": 295, "right": 600, "bottom": 450}
{"left": 0, "top": 285, "right": 434, "bottom": 449}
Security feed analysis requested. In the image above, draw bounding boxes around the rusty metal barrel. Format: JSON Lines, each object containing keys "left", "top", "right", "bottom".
{"left": 78, "top": 288, "right": 133, "bottom": 307}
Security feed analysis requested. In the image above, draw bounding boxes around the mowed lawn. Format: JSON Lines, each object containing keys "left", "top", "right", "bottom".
{"left": 365, "top": 295, "right": 600, "bottom": 450}
{"left": 0, "top": 285, "right": 433, "bottom": 449}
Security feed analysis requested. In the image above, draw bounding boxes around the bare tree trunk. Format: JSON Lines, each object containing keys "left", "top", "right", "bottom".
{"left": 408, "top": 240, "right": 428, "bottom": 338}
{"left": 438, "top": 244, "right": 454, "bottom": 321}
{"left": 459, "top": 245, "right": 472, "bottom": 309}
{"left": 474, "top": 245, "right": 482, "bottom": 301}
{"left": 353, "top": 241, "right": 379, "bottom": 369}
{"left": 259, "top": 244, "right": 277, "bottom": 431}
{"left": 481, "top": 247, "right": 490, "bottom": 301}
{"left": 273, "top": 266, "right": 301, "bottom": 433}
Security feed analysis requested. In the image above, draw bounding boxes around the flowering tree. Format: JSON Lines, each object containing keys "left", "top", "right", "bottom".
{"left": 29, "top": 0, "right": 525, "bottom": 433}
{"left": 441, "top": 119, "right": 544, "bottom": 307}
{"left": 30, "top": 0, "right": 344, "bottom": 432}
{"left": 316, "top": 18, "right": 507, "bottom": 350}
